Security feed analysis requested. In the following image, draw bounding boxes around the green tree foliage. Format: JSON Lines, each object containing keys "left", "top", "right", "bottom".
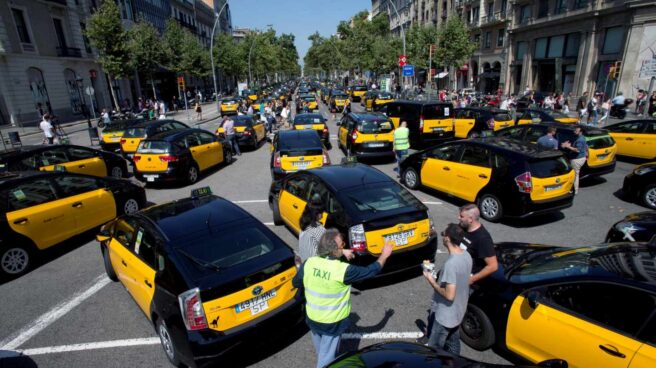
{"left": 405, "top": 24, "right": 439, "bottom": 70}
{"left": 126, "top": 22, "right": 165, "bottom": 99}
{"left": 435, "top": 17, "right": 476, "bottom": 71}
{"left": 214, "top": 33, "right": 247, "bottom": 80}
{"left": 85, "top": 0, "right": 131, "bottom": 108}
{"left": 163, "top": 20, "right": 209, "bottom": 78}
{"left": 162, "top": 19, "right": 186, "bottom": 74}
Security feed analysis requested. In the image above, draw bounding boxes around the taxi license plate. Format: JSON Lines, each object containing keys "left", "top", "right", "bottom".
{"left": 292, "top": 161, "right": 310, "bottom": 168}
{"left": 368, "top": 142, "right": 385, "bottom": 148}
{"left": 432, "top": 127, "right": 444, "bottom": 132}
{"left": 235, "top": 289, "right": 276, "bottom": 315}
{"left": 597, "top": 154, "right": 608, "bottom": 160}
{"left": 384, "top": 229, "right": 415, "bottom": 246}
{"left": 544, "top": 184, "right": 562, "bottom": 192}
{"left": 143, "top": 175, "right": 159, "bottom": 182}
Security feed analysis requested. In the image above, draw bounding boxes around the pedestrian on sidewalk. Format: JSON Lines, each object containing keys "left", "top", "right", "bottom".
{"left": 577, "top": 92, "right": 588, "bottom": 123}
{"left": 292, "top": 229, "right": 392, "bottom": 368}
{"left": 562, "top": 126, "right": 588, "bottom": 195}
{"left": 393, "top": 121, "right": 410, "bottom": 177}
{"left": 194, "top": 102, "right": 202, "bottom": 120}
{"left": 599, "top": 98, "right": 611, "bottom": 126}
{"left": 40, "top": 114, "right": 55, "bottom": 145}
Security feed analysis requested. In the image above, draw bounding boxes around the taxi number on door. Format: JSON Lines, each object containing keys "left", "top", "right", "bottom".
{"left": 235, "top": 289, "right": 276, "bottom": 315}
{"left": 384, "top": 229, "right": 415, "bottom": 246}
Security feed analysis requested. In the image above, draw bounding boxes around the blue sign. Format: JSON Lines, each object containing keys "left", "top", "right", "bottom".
{"left": 402, "top": 65, "right": 414, "bottom": 77}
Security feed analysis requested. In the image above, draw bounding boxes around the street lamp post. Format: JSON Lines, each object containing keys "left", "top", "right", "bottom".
{"left": 248, "top": 38, "right": 256, "bottom": 87}
{"left": 76, "top": 76, "right": 91, "bottom": 128}
{"left": 210, "top": 1, "right": 229, "bottom": 114}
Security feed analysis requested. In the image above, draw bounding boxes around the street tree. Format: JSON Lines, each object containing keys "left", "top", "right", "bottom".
{"left": 126, "top": 21, "right": 165, "bottom": 100}
{"left": 214, "top": 33, "right": 247, "bottom": 81}
{"left": 406, "top": 24, "right": 439, "bottom": 70}
{"left": 85, "top": 0, "right": 131, "bottom": 109}
{"left": 435, "top": 17, "right": 477, "bottom": 86}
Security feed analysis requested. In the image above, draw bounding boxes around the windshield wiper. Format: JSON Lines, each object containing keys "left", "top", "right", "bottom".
{"left": 177, "top": 248, "right": 221, "bottom": 272}
{"left": 350, "top": 197, "right": 379, "bottom": 213}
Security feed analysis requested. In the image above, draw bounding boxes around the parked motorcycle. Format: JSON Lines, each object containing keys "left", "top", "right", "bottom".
{"left": 609, "top": 98, "right": 634, "bottom": 119}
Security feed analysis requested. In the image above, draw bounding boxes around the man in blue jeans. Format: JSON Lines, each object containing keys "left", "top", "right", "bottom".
{"left": 393, "top": 120, "right": 410, "bottom": 177}
{"left": 221, "top": 116, "right": 241, "bottom": 156}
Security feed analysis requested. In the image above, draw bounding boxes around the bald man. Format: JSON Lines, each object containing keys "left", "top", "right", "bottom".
{"left": 458, "top": 204, "right": 498, "bottom": 284}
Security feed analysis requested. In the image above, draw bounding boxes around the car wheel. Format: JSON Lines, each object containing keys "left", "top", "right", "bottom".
{"left": 402, "top": 167, "right": 420, "bottom": 189}
{"left": 460, "top": 304, "right": 495, "bottom": 351}
{"left": 157, "top": 319, "right": 181, "bottom": 367}
{"left": 467, "top": 130, "right": 481, "bottom": 139}
{"left": 642, "top": 184, "right": 656, "bottom": 210}
{"left": 272, "top": 199, "right": 283, "bottom": 226}
{"left": 1, "top": 244, "right": 32, "bottom": 277}
{"left": 187, "top": 164, "right": 199, "bottom": 184}
{"left": 110, "top": 165, "right": 124, "bottom": 178}
{"left": 121, "top": 197, "right": 140, "bottom": 215}
{"left": 224, "top": 149, "right": 233, "bottom": 165}
{"left": 102, "top": 246, "right": 118, "bottom": 282}
{"left": 97, "top": 120, "right": 105, "bottom": 129}
{"left": 478, "top": 194, "right": 503, "bottom": 222}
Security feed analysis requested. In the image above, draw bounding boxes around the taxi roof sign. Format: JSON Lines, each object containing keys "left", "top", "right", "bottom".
{"left": 191, "top": 186, "right": 212, "bottom": 198}
{"left": 53, "top": 165, "right": 67, "bottom": 172}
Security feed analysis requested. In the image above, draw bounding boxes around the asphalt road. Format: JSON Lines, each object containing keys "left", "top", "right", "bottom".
{"left": 0, "top": 100, "right": 649, "bottom": 368}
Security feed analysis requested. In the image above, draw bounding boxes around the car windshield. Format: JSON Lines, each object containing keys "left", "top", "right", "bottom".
{"left": 377, "top": 93, "right": 393, "bottom": 99}
{"left": 529, "top": 157, "right": 571, "bottom": 178}
{"left": 509, "top": 247, "right": 594, "bottom": 283}
{"left": 123, "top": 127, "right": 146, "bottom": 138}
{"left": 345, "top": 183, "right": 422, "bottom": 213}
{"left": 358, "top": 119, "right": 393, "bottom": 134}
{"left": 354, "top": 86, "right": 367, "bottom": 91}
{"left": 301, "top": 96, "right": 316, "bottom": 101}
{"left": 137, "top": 141, "right": 170, "bottom": 153}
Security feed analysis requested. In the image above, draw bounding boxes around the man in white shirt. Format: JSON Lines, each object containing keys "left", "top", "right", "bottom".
{"left": 40, "top": 114, "right": 55, "bottom": 144}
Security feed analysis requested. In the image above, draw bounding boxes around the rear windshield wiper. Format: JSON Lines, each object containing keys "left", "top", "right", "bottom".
{"left": 177, "top": 248, "right": 221, "bottom": 272}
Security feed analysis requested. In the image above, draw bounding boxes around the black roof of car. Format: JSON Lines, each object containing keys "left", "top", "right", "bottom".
{"left": 390, "top": 100, "right": 451, "bottom": 106}
{"left": 301, "top": 163, "right": 392, "bottom": 191}
{"left": 513, "top": 122, "right": 609, "bottom": 135}
{"left": 293, "top": 113, "right": 325, "bottom": 121}
{"left": 0, "top": 144, "right": 100, "bottom": 160}
{"left": 276, "top": 130, "right": 322, "bottom": 149}
{"left": 130, "top": 119, "right": 184, "bottom": 129}
{"left": 465, "top": 138, "right": 565, "bottom": 159}
{"left": 348, "top": 112, "right": 390, "bottom": 122}
{"left": 146, "top": 128, "right": 209, "bottom": 142}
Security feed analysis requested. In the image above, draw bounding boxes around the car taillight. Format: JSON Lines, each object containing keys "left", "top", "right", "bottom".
{"left": 159, "top": 155, "right": 178, "bottom": 162}
{"left": 244, "top": 130, "right": 252, "bottom": 136}
{"left": 120, "top": 139, "right": 126, "bottom": 145}
{"left": 351, "top": 129, "right": 358, "bottom": 142}
{"left": 349, "top": 224, "right": 367, "bottom": 252}
{"left": 132, "top": 155, "right": 141, "bottom": 163}
{"left": 515, "top": 172, "right": 533, "bottom": 193}
{"left": 178, "top": 288, "right": 208, "bottom": 331}
{"left": 273, "top": 152, "right": 281, "bottom": 168}
{"left": 429, "top": 216, "right": 436, "bottom": 238}
{"left": 420, "top": 115, "right": 424, "bottom": 129}
{"left": 486, "top": 118, "right": 495, "bottom": 130}
{"left": 322, "top": 150, "right": 331, "bottom": 165}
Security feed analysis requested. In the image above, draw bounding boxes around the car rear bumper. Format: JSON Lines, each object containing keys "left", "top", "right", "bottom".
{"left": 351, "top": 236, "right": 438, "bottom": 276}
{"left": 100, "top": 142, "right": 122, "bottom": 153}
{"left": 582, "top": 161, "right": 616, "bottom": 179}
{"left": 351, "top": 143, "right": 395, "bottom": 158}
{"left": 418, "top": 131, "right": 455, "bottom": 145}
{"left": 134, "top": 166, "right": 184, "bottom": 183}
{"left": 505, "top": 192, "right": 574, "bottom": 218}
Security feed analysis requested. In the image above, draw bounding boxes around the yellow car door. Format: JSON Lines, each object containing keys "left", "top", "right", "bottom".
{"left": 639, "top": 121, "right": 656, "bottom": 159}
{"left": 448, "top": 144, "right": 492, "bottom": 201}
{"left": 631, "top": 344, "right": 656, "bottom": 368}
{"left": 338, "top": 119, "right": 350, "bottom": 148}
{"left": 197, "top": 131, "right": 223, "bottom": 167}
{"left": 64, "top": 146, "right": 108, "bottom": 177}
{"left": 186, "top": 134, "right": 209, "bottom": 171}
{"left": 278, "top": 176, "right": 308, "bottom": 234}
{"left": 254, "top": 121, "right": 265, "bottom": 142}
{"left": 6, "top": 177, "right": 76, "bottom": 249}
{"left": 608, "top": 121, "right": 646, "bottom": 158}
{"left": 454, "top": 109, "right": 475, "bottom": 138}
{"left": 124, "top": 227, "right": 157, "bottom": 316}
{"left": 53, "top": 175, "right": 117, "bottom": 233}
{"left": 506, "top": 283, "right": 648, "bottom": 368}
{"left": 419, "top": 144, "right": 461, "bottom": 194}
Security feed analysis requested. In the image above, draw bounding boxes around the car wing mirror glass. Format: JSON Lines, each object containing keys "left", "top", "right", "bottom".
{"left": 96, "top": 230, "right": 111, "bottom": 243}
{"left": 527, "top": 290, "right": 541, "bottom": 309}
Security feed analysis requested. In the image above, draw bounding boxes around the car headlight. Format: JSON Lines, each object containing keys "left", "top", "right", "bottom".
{"left": 613, "top": 222, "right": 645, "bottom": 241}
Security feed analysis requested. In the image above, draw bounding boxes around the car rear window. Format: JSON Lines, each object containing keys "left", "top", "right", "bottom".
{"left": 233, "top": 118, "right": 253, "bottom": 127}
{"left": 279, "top": 134, "right": 322, "bottom": 153}
{"left": 345, "top": 183, "right": 422, "bottom": 213}
{"left": 494, "top": 113, "right": 512, "bottom": 121}
{"left": 294, "top": 115, "right": 325, "bottom": 124}
{"left": 123, "top": 127, "right": 146, "bottom": 138}
{"left": 423, "top": 104, "right": 452, "bottom": 119}
{"left": 586, "top": 133, "right": 615, "bottom": 149}
{"left": 137, "top": 141, "right": 171, "bottom": 153}
{"left": 358, "top": 119, "right": 394, "bottom": 134}
{"left": 354, "top": 86, "right": 367, "bottom": 91}
{"left": 529, "top": 157, "right": 571, "bottom": 178}
{"left": 378, "top": 93, "right": 393, "bottom": 99}
{"left": 103, "top": 122, "right": 131, "bottom": 132}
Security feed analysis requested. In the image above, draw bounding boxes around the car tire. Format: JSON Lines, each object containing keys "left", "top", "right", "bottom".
{"left": 402, "top": 167, "right": 420, "bottom": 189}
{"left": 642, "top": 184, "right": 656, "bottom": 210}
{"left": 187, "top": 164, "right": 199, "bottom": 185}
{"left": 0, "top": 243, "right": 33, "bottom": 277}
{"left": 460, "top": 304, "right": 495, "bottom": 351}
{"left": 272, "top": 199, "right": 283, "bottom": 226}
{"left": 478, "top": 194, "right": 503, "bottom": 222}
{"left": 120, "top": 197, "right": 141, "bottom": 215}
{"left": 156, "top": 319, "right": 182, "bottom": 367}
{"left": 102, "top": 246, "right": 118, "bottom": 282}
{"left": 224, "top": 149, "right": 233, "bottom": 165}
{"left": 97, "top": 120, "right": 105, "bottom": 129}
{"left": 110, "top": 165, "right": 124, "bottom": 179}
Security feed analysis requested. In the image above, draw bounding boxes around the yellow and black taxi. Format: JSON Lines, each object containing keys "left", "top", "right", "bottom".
{"left": 400, "top": 138, "right": 575, "bottom": 222}
{"left": 461, "top": 241, "right": 656, "bottom": 368}
{"left": 96, "top": 187, "right": 303, "bottom": 367}
{"left": 494, "top": 123, "right": 617, "bottom": 179}
{"left": 215, "top": 115, "right": 266, "bottom": 148}
{"left": 364, "top": 91, "right": 394, "bottom": 112}
{"left": 515, "top": 109, "right": 578, "bottom": 125}
{"left": 270, "top": 129, "right": 329, "bottom": 180}
{"left": 268, "top": 163, "right": 437, "bottom": 276}
{"left": 252, "top": 97, "right": 272, "bottom": 112}
{"left": 329, "top": 90, "right": 349, "bottom": 113}
{"left": 453, "top": 107, "right": 515, "bottom": 139}
{"left": 337, "top": 112, "right": 395, "bottom": 160}
{"left": 296, "top": 94, "right": 318, "bottom": 113}
{"left": 384, "top": 101, "right": 455, "bottom": 148}
{"left": 606, "top": 211, "right": 656, "bottom": 242}
{"left": 133, "top": 129, "right": 232, "bottom": 185}
{"left": 241, "top": 89, "right": 258, "bottom": 102}
{"left": 0, "top": 144, "right": 129, "bottom": 179}
{"left": 604, "top": 120, "right": 656, "bottom": 160}
{"left": 0, "top": 170, "right": 146, "bottom": 277}
{"left": 99, "top": 118, "right": 144, "bottom": 152}
{"left": 622, "top": 162, "right": 656, "bottom": 210}
{"left": 120, "top": 120, "right": 190, "bottom": 160}
{"left": 349, "top": 85, "right": 368, "bottom": 102}
{"left": 361, "top": 90, "right": 377, "bottom": 108}
{"left": 292, "top": 113, "right": 330, "bottom": 146}
{"left": 218, "top": 97, "right": 240, "bottom": 115}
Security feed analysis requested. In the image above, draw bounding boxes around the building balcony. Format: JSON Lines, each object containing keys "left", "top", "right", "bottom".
{"left": 481, "top": 11, "right": 507, "bottom": 25}
{"left": 45, "top": 0, "right": 67, "bottom": 6}
{"left": 56, "top": 47, "right": 82, "bottom": 58}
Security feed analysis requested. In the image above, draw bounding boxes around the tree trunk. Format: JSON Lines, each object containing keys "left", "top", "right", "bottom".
{"left": 150, "top": 76, "right": 157, "bottom": 100}
{"left": 107, "top": 73, "right": 120, "bottom": 111}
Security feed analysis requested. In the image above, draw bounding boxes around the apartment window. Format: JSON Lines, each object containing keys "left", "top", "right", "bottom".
{"left": 554, "top": 0, "right": 568, "bottom": 14}
{"left": 80, "top": 23, "right": 92, "bottom": 54}
{"left": 534, "top": 37, "right": 548, "bottom": 59}
{"left": 484, "top": 31, "right": 491, "bottom": 48}
{"left": 538, "top": 0, "right": 549, "bottom": 18}
{"left": 11, "top": 8, "right": 31, "bottom": 44}
{"left": 564, "top": 33, "right": 580, "bottom": 57}
{"left": 574, "top": 0, "right": 588, "bottom": 9}
{"left": 516, "top": 41, "right": 528, "bottom": 60}
{"left": 602, "top": 26, "right": 624, "bottom": 54}
{"left": 547, "top": 35, "right": 565, "bottom": 58}
{"left": 53, "top": 18, "right": 68, "bottom": 49}
{"left": 472, "top": 7, "right": 480, "bottom": 23}
{"left": 497, "top": 29, "right": 505, "bottom": 47}
{"left": 520, "top": 5, "right": 531, "bottom": 24}
{"left": 474, "top": 34, "right": 481, "bottom": 46}
{"left": 487, "top": 2, "right": 494, "bottom": 17}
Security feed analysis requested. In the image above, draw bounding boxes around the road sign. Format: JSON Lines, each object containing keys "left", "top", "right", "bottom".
{"left": 85, "top": 86, "right": 94, "bottom": 96}
{"left": 398, "top": 55, "right": 407, "bottom": 67}
{"left": 402, "top": 65, "right": 414, "bottom": 77}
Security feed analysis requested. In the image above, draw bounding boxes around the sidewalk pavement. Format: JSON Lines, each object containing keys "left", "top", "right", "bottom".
{"left": 0, "top": 103, "right": 223, "bottom": 142}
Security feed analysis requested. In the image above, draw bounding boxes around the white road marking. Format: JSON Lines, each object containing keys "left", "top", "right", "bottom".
{"left": 263, "top": 222, "right": 274, "bottom": 226}
{"left": 9, "top": 332, "right": 425, "bottom": 356}
{"left": 232, "top": 199, "right": 269, "bottom": 204}
{"left": 422, "top": 201, "right": 443, "bottom": 205}
{"left": 0, "top": 274, "right": 110, "bottom": 350}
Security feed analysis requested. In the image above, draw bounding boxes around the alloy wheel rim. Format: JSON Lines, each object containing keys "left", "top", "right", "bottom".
{"left": 159, "top": 324, "right": 175, "bottom": 360}
{"left": 111, "top": 167, "right": 123, "bottom": 178}
{"left": 462, "top": 312, "right": 483, "bottom": 338}
{"left": 124, "top": 199, "right": 139, "bottom": 214}
{"left": 646, "top": 188, "right": 656, "bottom": 208}
{"left": 481, "top": 197, "right": 498, "bottom": 218}
{"left": 1, "top": 248, "right": 29, "bottom": 275}
{"left": 189, "top": 167, "right": 198, "bottom": 182}
{"left": 405, "top": 170, "right": 417, "bottom": 187}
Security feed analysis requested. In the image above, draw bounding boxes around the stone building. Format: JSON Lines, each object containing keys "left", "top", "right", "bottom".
{"left": 0, "top": 0, "right": 112, "bottom": 126}
{"left": 372, "top": 0, "right": 413, "bottom": 36}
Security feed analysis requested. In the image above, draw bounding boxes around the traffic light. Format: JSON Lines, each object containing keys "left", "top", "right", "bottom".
{"left": 177, "top": 76, "right": 185, "bottom": 90}
{"left": 610, "top": 61, "right": 621, "bottom": 80}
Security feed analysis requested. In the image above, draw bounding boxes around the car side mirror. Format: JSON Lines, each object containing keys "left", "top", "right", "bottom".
{"left": 537, "top": 359, "right": 568, "bottom": 368}
{"left": 96, "top": 230, "right": 111, "bottom": 243}
{"left": 527, "top": 290, "right": 541, "bottom": 309}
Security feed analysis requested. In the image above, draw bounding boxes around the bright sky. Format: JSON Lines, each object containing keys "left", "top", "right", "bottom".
{"left": 229, "top": 0, "right": 371, "bottom": 66}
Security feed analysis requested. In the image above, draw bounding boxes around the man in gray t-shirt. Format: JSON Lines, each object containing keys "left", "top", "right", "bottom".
{"left": 423, "top": 223, "right": 473, "bottom": 354}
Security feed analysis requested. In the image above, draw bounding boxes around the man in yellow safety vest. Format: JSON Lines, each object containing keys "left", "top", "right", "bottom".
{"left": 292, "top": 228, "right": 393, "bottom": 368}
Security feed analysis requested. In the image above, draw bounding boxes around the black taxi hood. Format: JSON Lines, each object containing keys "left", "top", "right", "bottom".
{"left": 495, "top": 242, "right": 560, "bottom": 271}
{"left": 620, "top": 211, "right": 656, "bottom": 224}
